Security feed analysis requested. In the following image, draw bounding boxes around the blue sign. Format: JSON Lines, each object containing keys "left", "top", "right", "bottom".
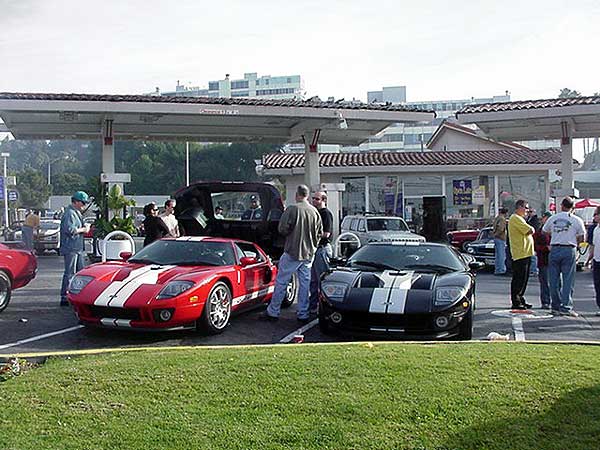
{"left": 8, "top": 191, "right": 18, "bottom": 201}
{"left": 453, "top": 179, "right": 472, "bottom": 206}
{"left": 0, "top": 177, "right": 4, "bottom": 200}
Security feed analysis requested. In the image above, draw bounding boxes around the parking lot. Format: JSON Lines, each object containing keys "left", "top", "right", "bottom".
{"left": 2, "top": 250, "right": 600, "bottom": 357}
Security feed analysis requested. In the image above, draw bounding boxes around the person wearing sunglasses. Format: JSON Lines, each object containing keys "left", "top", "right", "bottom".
{"left": 143, "top": 202, "right": 172, "bottom": 247}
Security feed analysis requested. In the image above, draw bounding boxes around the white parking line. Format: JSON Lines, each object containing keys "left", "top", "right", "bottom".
{"left": 279, "top": 319, "right": 318, "bottom": 343}
{"left": 512, "top": 316, "right": 526, "bottom": 341}
{"left": 0, "top": 325, "right": 84, "bottom": 351}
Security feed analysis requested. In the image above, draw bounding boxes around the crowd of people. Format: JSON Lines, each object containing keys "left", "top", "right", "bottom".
{"left": 493, "top": 196, "right": 594, "bottom": 316}
{"left": 55, "top": 186, "right": 334, "bottom": 318}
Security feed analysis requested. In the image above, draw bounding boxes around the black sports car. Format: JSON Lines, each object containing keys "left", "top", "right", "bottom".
{"left": 319, "top": 242, "right": 482, "bottom": 340}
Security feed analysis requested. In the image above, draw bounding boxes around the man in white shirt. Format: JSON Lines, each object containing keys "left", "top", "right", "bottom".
{"left": 542, "top": 196, "right": 585, "bottom": 316}
{"left": 160, "top": 199, "right": 180, "bottom": 238}
{"left": 586, "top": 207, "right": 600, "bottom": 316}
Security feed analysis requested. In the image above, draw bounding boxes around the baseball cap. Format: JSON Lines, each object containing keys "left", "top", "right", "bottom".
{"left": 72, "top": 191, "right": 90, "bottom": 204}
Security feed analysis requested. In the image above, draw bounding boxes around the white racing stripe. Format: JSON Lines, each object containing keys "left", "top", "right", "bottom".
{"left": 369, "top": 288, "right": 391, "bottom": 313}
{"left": 386, "top": 274, "right": 414, "bottom": 314}
{"left": 94, "top": 266, "right": 155, "bottom": 306}
{"left": 232, "top": 285, "right": 275, "bottom": 306}
{"left": 107, "top": 266, "right": 174, "bottom": 307}
{"left": 368, "top": 271, "right": 414, "bottom": 314}
{"left": 94, "top": 265, "right": 175, "bottom": 308}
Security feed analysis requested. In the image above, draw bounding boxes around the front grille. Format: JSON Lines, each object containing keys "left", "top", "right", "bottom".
{"left": 340, "top": 311, "right": 432, "bottom": 331}
{"left": 89, "top": 305, "right": 141, "bottom": 320}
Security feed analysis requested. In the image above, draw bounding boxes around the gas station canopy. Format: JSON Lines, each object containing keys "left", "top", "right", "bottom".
{"left": 455, "top": 95, "right": 600, "bottom": 141}
{"left": 0, "top": 92, "right": 434, "bottom": 146}
{"left": 456, "top": 95, "right": 600, "bottom": 198}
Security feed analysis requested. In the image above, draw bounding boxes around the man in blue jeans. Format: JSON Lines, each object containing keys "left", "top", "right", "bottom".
{"left": 259, "top": 185, "right": 322, "bottom": 323}
{"left": 542, "top": 197, "right": 585, "bottom": 316}
{"left": 492, "top": 208, "right": 508, "bottom": 275}
{"left": 60, "top": 191, "right": 91, "bottom": 306}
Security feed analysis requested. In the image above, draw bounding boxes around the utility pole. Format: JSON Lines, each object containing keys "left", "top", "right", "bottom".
{"left": 186, "top": 141, "right": 190, "bottom": 186}
{"left": 1, "top": 152, "right": 9, "bottom": 234}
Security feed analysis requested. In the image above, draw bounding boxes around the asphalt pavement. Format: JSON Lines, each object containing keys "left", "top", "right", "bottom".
{"left": 2, "top": 252, "right": 600, "bottom": 357}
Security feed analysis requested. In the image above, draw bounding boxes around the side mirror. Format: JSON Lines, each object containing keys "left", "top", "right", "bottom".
{"left": 468, "top": 261, "right": 485, "bottom": 271}
{"left": 120, "top": 251, "right": 133, "bottom": 261}
{"left": 240, "top": 256, "right": 258, "bottom": 266}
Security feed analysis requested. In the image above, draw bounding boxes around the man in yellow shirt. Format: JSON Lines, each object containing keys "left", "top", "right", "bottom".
{"left": 508, "top": 199, "right": 535, "bottom": 309}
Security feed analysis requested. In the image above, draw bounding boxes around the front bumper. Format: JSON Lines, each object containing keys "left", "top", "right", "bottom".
{"left": 319, "top": 299, "right": 470, "bottom": 338}
{"left": 69, "top": 299, "right": 204, "bottom": 331}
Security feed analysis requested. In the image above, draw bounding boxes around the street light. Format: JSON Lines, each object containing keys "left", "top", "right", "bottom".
{"left": 47, "top": 155, "right": 70, "bottom": 185}
{"left": 1, "top": 152, "right": 9, "bottom": 234}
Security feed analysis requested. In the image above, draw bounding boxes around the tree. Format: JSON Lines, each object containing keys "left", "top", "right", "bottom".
{"left": 52, "top": 172, "right": 87, "bottom": 195}
{"left": 16, "top": 168, "right": 52, "bottom": 208}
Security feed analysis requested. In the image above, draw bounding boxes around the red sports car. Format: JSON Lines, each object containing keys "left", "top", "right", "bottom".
{"left": 0, "top": 243, "right": 37, "bottom": 312}
{"left": 68, "top": 237, "right": 277, "bottom": 334}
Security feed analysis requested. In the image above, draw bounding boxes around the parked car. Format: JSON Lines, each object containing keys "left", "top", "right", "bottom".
{"left": 338, "top": 214, "right": 425, "bottom": 257}
{"left": 34, "top": 219, "right": 61, "bottom": 254}
{"left": 318, "top": 241, "right": 481, "bottom": 340}
{"left": 68, "top": 237, "right": 276, "bottom": 333}
{"left": 6, "top": 220, "right": 24, "bottom": 241}
{"left": 464, "top": 227, "right": 496, "bottom": 267}
{"left": 0, "top": 243, "right": 37, "bottom": 312}
{"left": 447, "top": 229, "right": 480, "bottom": 251}
{"left": 340, "top": 214, "right": 425, "bottom": 246}
{"left": 83, "top": 217, "right": 95, "bottom": 239}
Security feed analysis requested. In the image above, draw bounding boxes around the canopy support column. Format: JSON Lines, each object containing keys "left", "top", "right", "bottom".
{"left": 303, "top": 129, "right": 321, "bottom": 191}
{"left": 557, "top": 121, "right": 579, "bottom": 199}
{"left": 102, "top": 119, "right": 115, "bottom": 177}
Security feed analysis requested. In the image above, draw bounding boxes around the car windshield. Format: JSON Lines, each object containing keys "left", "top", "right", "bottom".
{"left": 129, "top": 240, "right": 236, "bottom": 266}
{"left": 367, "top": 218, "right": 409, "bottom": 232}
{"left": 348, "top": 244, "right": 464, "bottom": 272}
{"left": 478, "top": 229, "right": 493, "bottom": 241}
{"left": 40, "top": 222, "right": 59, "bottom": 230}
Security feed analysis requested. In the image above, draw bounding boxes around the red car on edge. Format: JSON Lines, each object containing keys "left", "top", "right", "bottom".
{"left": 447, "top": 229, "right": 480, "bottom": 251}
{"left": 0, "top": 243, "right": 37, "bottom": 312}
{"left": 68, "top": 237, "right": 277, "bottom": 334}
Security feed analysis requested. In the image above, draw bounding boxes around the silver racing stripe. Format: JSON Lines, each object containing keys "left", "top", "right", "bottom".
{"left": 368, "top": 271, "right": 414, "bottom": 314}
{"left": 386, "top": 273, "right": 414, "bottom": 314}
{"left": 368, "top": 288, "right": 391, "bottom": 314}
{"left": 94, "top": 265, "right": 175, "bottom": 307}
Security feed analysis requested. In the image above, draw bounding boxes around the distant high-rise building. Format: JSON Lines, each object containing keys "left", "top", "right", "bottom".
{"left": 367, "top": 86, "right": 406, "bottom": 104}
{"left": 151, "top": 73, "right": 303, "bottom": 100}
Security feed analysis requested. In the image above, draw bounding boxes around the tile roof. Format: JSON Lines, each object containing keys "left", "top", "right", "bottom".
{"left": 262, "top": 149, "right": 563, "bottom": 170}
{"left": 0, "top": 92, "right": 432, "bottom": 114}
{"left": 427, "top": 120, "right": 531, "bottom": 151}
{"left": 457, "top": 96, "right": 600, "bottom": 115}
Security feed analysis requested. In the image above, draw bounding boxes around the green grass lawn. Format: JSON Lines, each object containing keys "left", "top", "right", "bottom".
{"left": 1, "top": 343, "right": 600, "bottom": 450}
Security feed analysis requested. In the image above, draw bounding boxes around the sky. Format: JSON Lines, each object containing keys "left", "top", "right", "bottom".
{"left": 1, "top": 0, "right": 599, "bottom": 158}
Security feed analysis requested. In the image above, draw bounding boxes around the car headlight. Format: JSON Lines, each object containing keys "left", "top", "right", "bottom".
{"left": 156, "top": 281, "right": 195, "bottom": 299}
{"left": 69, "top": 275, "right": 93, "bottom": 294}
{"left": 321, "top": 282, "right": 349, "bottom": 302}
{"left": 435, "top": 286, "right": 468, "bottom": 306}
{"left": 466, "top": 246, "right": 474, "bottom": 253}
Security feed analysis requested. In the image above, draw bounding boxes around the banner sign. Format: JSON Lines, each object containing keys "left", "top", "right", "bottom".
{"left": 453, "top": 179, "right": 472, "bottom": 205}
